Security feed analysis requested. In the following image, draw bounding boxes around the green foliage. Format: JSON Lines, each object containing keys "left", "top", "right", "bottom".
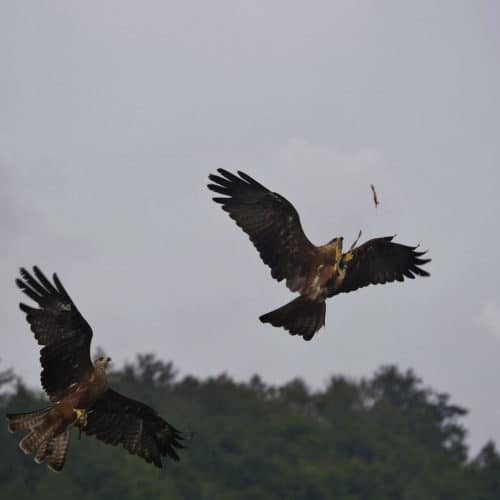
{"left": 1, "top": 357, "right": 498, "bottom": 499}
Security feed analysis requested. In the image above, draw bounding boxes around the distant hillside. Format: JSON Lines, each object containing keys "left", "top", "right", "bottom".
{"left": 1, "top": 355, "right": 499, "bottom": 499}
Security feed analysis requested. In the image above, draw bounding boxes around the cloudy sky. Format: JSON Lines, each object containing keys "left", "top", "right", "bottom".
{"left": 1, "top": 1, "right": 499, "bottom": 454}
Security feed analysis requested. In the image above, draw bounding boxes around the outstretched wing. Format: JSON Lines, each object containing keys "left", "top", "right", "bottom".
{"left": 208, "top": 169, "right": 320, "bottom": 292}
{"left": 333, "top": 236, "right": 430, "bottom": 295}
{"left": 16, "top": 267, "right": 93, "bottom": 400}
{"left": 84, "top": 389, "right": 185, "bottom": 467}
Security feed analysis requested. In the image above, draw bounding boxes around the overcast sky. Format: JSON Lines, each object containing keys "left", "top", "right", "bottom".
{"left": 1, "top": 1, "right": 499, "bottom": 455}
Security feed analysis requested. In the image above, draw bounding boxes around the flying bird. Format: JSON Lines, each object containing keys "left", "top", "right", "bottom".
{"left": 7, "top": 267, "right": 186, "bottom": 471}
{"left": 208, "top": 169, "right": 430, "bottom": 341}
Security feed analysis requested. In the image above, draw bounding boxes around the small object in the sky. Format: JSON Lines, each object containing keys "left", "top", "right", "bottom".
{"left": 370, "top": 184, "right": 379, "bottom": 207}
{"left": 7, "top": 267, "right": 186, "bottom": 471}
{"left": 208, "top": 169, "right": 431, "bottom": 341}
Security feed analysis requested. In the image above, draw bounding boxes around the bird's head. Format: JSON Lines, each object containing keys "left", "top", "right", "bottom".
{"left": 94, "top": 356, "right": 112, "bottom": 369}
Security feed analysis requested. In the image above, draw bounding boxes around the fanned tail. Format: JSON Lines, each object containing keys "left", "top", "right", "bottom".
{"left": 259, "top": 296, "right": 326, "bottom": 341}
{"left": 7, "top": 407, "right": 69, "bottom": 471}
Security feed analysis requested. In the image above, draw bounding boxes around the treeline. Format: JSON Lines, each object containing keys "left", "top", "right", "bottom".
{"left": 1, "top": 356, "right": 499, "bottom": 499}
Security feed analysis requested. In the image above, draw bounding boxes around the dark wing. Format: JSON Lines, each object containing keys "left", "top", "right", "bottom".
{"left": 333, "top": 236, "right": 430, "bottom": 295}
{"left": 16, "top": 267, "right": 93, "bottom": 400}
{"left": 208, "top": 169, "right": 320, "bottom": 292}
{"left": 84, "top": 389, "right": 185, "bottom": 468}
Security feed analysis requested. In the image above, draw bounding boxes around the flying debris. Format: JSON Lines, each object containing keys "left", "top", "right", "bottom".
{"left": 370, "top": 184, "right": 379, "bottom": 207}
{"left": 7, "top": 267, "right": 186, "bottom": 471}
{"left": 208, "top": 169, "right": 430, "bottom": 341}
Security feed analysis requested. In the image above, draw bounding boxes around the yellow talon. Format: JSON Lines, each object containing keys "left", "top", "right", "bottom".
{"left": 73, "top": 408, "right": 88, "bottom": 428}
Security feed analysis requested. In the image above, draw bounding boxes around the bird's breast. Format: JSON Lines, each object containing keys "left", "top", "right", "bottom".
{"left": 305, "top": 265, "right": 335, "bottom": 300}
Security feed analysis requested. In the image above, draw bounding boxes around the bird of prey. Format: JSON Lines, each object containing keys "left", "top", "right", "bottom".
{"left": 208, "top": 169, "right": 430, "bottom": 341}
{"left": 7, "top": 267, "right": 185, "bottom": 471}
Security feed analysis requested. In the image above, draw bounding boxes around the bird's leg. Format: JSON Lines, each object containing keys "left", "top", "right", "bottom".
{"left": 73, "top": 408, "right": 88, "bottom": 429}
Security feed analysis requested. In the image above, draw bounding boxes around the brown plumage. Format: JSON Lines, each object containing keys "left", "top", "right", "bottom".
{"left": 208, "top": 169, "right": 431, "bottom": 340}
{"left": 7, "top": 267, "right": 186, "bottom": 471}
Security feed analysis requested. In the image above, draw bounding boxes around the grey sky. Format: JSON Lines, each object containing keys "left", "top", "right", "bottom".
{"left": 1, "top": 1, "right": 500, "bottom": 454}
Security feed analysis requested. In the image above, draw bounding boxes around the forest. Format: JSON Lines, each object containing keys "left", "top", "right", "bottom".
{"left": 1, "top": 355, "right": 499, "bottom": 500}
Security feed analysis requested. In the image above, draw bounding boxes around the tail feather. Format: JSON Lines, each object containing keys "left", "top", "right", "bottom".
{"left": 48, "top": 430, "right": 70, "bottom": 472}
{"left": 19, "top": 424, "right": 56, "bottom": 455}
{"left": 6, "top": 408, "right": 50, "bottom": 433}
{"left": 259, "top": 296, "right": 326, "bottom": 341}
{"left": 34, "top": 439, "right": 49, "bottom": 464}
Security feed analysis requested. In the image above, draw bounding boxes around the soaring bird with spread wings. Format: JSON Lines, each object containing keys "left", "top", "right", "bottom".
{"left": 208, "top": 169, "right": 430, "bottom": 341}
{"left": 7, "top": 267, "right": 185, "bottom": 471}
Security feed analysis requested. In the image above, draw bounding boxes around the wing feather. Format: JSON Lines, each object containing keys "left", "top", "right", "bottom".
{"left": 208, "top": 169, "right": 320, "bottom": 291}
{"left": 84, "top": 389, "right": 185, "bottom": 468}
{"left": 16, "top": 267, "right": 93, "bottom": 400}
{"left": 333, "top": 236, "right": 430, "bottom": 295}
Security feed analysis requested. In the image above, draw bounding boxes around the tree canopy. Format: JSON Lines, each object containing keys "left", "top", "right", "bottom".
{"left": 1, "top": 356, "right": 498, "bottom": 499}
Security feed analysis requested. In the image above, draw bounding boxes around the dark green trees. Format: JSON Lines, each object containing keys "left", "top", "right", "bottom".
{"left": 1, "top": 357, "right": 498, "bottom": 499}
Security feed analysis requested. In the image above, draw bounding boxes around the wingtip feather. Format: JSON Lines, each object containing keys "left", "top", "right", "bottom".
{"left": 212, "top": 197, "right": 228, "bottom": 204}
